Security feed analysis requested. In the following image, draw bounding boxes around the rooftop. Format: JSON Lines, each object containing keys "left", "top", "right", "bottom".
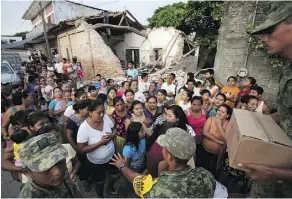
{"left": 22, "top": 0, "right": 107, "bottom": 20}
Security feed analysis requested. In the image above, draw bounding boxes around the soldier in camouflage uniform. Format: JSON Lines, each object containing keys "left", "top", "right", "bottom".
{"left": 238, "top": 2, "right": 292, "bottom": 198}
{"left": 111, "top": 128, "right": 227, "bottom": 198}
{"left": 18, "top": 133, "right": 79, "bottom": 198}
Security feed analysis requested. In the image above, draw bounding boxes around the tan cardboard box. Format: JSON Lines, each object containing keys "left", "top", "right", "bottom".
{"left": 226, "top": 109, "right": 292, "bottom": 170}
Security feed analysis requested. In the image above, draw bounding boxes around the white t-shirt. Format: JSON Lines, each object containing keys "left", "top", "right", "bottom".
{"left": 62, "top": 143, "right": 76, "bottom": 174}
{"left": 161, "top": 83, "right": 176, "bottom": 100}
{"left": 44, "top": 85, "right": 54, "bottom": 102}
{"left": 138, "top": 81, "right": 150, "bottom": 93}
{"left": 77, "top": 114, "right": 115, "bottom": 164}
{"left": 134, "top": 91, "right": 146, "bottom": 103}
{"left": 178, "top": 101, "right": 191, "bottom": 111}
{"left": 193, "top": 88, "right": 201, "bottom": 97}
{"left": 186, "top": 124, "right": 196, "bottom": 137}
{"left": 54, "top": 62, "right": 63, "bottom": 74}
{"left": 64, "top": 105, "right": 75, "bottom": 118}
{"left": 207, "top": 85, "right": 219, "bottom": 102}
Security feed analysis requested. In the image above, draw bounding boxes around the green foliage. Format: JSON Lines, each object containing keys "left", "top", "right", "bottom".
{"left": 148, "top": 2, "right": 187, "bottom": 31}
{"left": 148, "top": 1, "right": 224, "bottom": 68}
{"left": 13, "top": 31, "right": 29, "bottom": 37}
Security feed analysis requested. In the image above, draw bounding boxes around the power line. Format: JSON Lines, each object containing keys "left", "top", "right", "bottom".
{"left": 16, "top": 0, "right": 27, "bottom": 11}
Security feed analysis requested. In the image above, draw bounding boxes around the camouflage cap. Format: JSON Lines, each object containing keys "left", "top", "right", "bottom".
{"left": 19, "top": 133, "right": 67, "bottom": 172}
{"left": 157, "top": 127, "right": 196, "bottom": 160}
{"left": 251, "top": 2, "right": 292, "bottom": 34}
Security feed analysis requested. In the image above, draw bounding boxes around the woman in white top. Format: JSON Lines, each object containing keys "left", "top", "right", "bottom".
{"left": 77, "top": 100, "right": 118, "bottom": 198}
{"left": 204, "top": 77, "right": 219, "bottom": 102}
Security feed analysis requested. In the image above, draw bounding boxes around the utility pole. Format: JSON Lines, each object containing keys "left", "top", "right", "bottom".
{"left": 39, "top": 1, "right": 51, "bottom": 61}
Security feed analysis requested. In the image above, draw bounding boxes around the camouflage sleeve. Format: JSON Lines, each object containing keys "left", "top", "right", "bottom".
{"left": 18, "top": 183, "right": 35, "bottom": 198}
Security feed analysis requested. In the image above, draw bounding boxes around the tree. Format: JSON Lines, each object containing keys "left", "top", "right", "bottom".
{"left": 148, "top": 1, "right": 223, "bottom": 69}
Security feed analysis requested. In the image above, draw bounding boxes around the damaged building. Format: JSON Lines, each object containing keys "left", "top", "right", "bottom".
{"left": 51, "top": 11, "right": 199, "bottom": 80}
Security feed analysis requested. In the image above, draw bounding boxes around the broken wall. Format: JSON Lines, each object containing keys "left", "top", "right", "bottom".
{"left": 213, "top": 1, "right": 280, "bottom": 108}
{"left": 57, "top": 20, "right": 124, "bottom": 80}
{"left": 112, "top": 27, "right": 184, "bottom": 68}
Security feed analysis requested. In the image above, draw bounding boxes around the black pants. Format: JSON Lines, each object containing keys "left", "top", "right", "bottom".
{"left": 84, "top": 159, "right": 119, "bottom": 182}
{"left": 195, "top": 144, "right": 218, "bottom": 177}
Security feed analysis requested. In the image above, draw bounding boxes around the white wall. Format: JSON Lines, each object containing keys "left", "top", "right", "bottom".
{"left": 112, "top": 27, "right": 184, "bottom": 67}
{"left": 1, "top": 36, "right": 22, "bottom": 44}
{"left": 53, "top": 1, "right": 104, "bottom": 24}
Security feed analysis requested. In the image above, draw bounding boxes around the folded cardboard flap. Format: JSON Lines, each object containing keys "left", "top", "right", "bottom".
{"left": 232, "top": 109, "right": 268, "bottom": 142}
{"left": 254, "top": 112, "right": 292, "bottom": 147}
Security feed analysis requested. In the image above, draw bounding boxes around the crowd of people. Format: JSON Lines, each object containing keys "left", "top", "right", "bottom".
{"left": 1, "top": 4, "right": 292, "bottom": 197}
{"left": 1, "top": 55, "right": 277, "bottom": 198}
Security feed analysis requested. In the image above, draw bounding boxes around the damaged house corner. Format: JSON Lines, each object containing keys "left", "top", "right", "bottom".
{"left": 50, "top": 11, "right": 199, "bottom": 81}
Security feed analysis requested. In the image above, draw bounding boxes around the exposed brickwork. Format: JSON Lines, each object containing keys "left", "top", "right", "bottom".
{"left": 57, "top": 20, "right": 124, "bottom": 80}
{"left": 214, "top": 1, "right": 280, "bottom": 108}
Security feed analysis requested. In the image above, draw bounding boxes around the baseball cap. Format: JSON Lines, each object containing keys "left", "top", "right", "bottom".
{"left": 251, "top": 2, "right": 292, "bottom": 34}
{"left": 19, "top": 133, "right": 67, "bottom": 172}
{"left": 157, "top": 127, "right": 196, "bottom": 160}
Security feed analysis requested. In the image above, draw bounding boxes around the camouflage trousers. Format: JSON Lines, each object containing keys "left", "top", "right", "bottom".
{"left": 249, "top": 181, "right": 292, "bottom": 198}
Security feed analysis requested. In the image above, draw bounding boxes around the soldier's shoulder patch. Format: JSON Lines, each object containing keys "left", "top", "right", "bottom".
{"left": 133, "top": 175, "right": 158, "bottom": 198}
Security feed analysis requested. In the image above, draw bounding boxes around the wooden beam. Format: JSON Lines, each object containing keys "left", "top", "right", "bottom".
{"left": 126, "top": 10, "right": 145, "bottom": 29}
{"left": 92, "top": 23, "right": 147, "bottom": 38}
{"left": 118, "top": 15, "right": 125, "bottom": 26}
{"left": 125, "top": 17, "right": 130, "bottom": 27}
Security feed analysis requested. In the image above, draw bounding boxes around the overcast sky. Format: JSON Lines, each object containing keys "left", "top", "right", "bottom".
{"left": 1, "top": 0, "right": 186, "bottom": 35}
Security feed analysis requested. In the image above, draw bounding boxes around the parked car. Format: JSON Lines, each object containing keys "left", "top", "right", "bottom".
{"left": 1, "top": 61, "right": 22, "bottom": 86}
{"left": 1, "top": 52, "right": 24, "bottom": 80}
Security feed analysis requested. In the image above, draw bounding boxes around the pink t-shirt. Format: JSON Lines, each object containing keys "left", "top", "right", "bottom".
{"left": 186, "top": 109, "right": 207, "bottom": 136}
{"left": 117, "top": 89, "right": 125, "bottom": 97}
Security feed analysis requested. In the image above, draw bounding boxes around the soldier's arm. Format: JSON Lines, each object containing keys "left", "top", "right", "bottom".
{"left": 238, "top": 164, "right": 292, "bottom": 182}
{"left": 110, "top": 153, "right": 141, "bottom": 183}
{"left": 2, "top": 151, "right": 22, "bottom": 172}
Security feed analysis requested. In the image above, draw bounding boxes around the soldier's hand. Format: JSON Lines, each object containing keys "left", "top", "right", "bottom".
{"left": 238, "top": 163, "right": 274, "bottom": 181}
{"left": 110, "top": 153, "right": 125, "bottom": 169}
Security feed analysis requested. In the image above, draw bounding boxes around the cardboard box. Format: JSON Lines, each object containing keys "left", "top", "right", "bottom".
{"left": 226, "top": 109, "right": 292, "bottom": 170}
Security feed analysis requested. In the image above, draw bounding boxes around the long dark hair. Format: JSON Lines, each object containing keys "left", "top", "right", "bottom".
{"left": 219, "top": 104, "right": 233, "bottom": 120}
{"left": 146, "top": 105, "right": 188, "bottom": 151}
{"left": 125, "top": 122, "right": 142, "bottom": 150}
{"left": 26, "top": 112, "right": 49, "bottom": 127}
{"left": 167, "top": 105, "right": 188, "bottom": 130}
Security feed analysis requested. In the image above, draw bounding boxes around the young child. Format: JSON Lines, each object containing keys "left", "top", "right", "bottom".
{"left": 178, "top": 89, "right": 193, "bottom": 111}
{"left": 122, "top": 122, "right": 146, "bottom": 172}
{"left": 38, "top": 97, "right": 48, "bottom": 111}
{"left": 240, "top": 95, "right": 258, "bottom": 112}
{"left": 10, "top": 129, "right": 31, "bottom": 167}
{"left": 175, "top": 87, "right": 188, "bottom": 105}
{"left": 88, "top": 85, "right": 98, "bottom": 100}
{"left": 77, "top": 62, "right": 84, "bottom": 82}
{"left": 208, "top": 93, "right": 227, "bottom": 117}
{"left": 200, "top": 89, "right": 212, "bottom": 112}
{"left": 143, "top": 91, "right": 150, "bottom": 100}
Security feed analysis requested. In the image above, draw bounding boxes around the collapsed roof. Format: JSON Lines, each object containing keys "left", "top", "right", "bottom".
{"left": 50, "top": 10, "right": 145, "bottom": 36}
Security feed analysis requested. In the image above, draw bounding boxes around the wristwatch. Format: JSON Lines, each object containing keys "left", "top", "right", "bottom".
{"left": 118, "top": 163, "right": 126, "bottom": 171}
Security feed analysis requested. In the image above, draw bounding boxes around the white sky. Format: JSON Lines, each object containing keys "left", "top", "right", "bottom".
{"left": 1, "top": 0, "right": 186, "bottom": 35}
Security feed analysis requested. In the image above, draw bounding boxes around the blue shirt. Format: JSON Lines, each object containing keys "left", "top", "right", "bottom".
{"left": 127, "top": 69, "right": 138, "bottom": 80}
{"left": 208, "top": 107, "right": 218, "bottom": 117}
{"left": 123, "top": 139, "right": 146, "bottom": 169}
